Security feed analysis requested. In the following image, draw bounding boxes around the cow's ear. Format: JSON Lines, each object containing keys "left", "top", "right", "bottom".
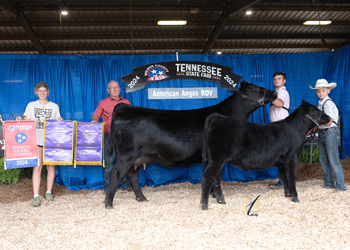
{"left": 302, "top": 100, "right": 306, "bottom": 105}
{"left": 240, "top": 81, "right": 247, "bottom": 87}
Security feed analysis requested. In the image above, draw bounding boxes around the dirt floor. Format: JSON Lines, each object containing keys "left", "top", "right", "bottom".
{"left": 1, "top": 159, "right": 350, "bottom": 204}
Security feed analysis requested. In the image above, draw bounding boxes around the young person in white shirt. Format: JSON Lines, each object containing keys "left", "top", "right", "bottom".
{"left": 310, "top": 79, "right": 346, "bottom": 192}
{"left": 269, "top": 72, "right": 290, "bottom": 190}
{"left": 16, "top": 81, "right": 63, "bottom": 207}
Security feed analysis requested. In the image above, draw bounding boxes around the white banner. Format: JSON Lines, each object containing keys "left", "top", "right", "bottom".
{"left": 148, "top": 87, "right": 218, "bottom": 100}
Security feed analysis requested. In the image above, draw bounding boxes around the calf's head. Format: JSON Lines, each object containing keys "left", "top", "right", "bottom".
{"left": 238, "top": 81, "right": 277, "bottom": 106}
{"left": 301, "top": 100, "right": 331, "bottom": 126}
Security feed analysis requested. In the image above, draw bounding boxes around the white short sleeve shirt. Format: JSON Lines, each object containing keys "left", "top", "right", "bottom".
{"left": 24, "top": 100, "right": 61, "bottom": 146}
{"left": 270, "top": 86, "right": 290, "bottom": 123}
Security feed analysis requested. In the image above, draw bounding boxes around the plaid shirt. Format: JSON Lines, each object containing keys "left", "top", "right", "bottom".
{"left": 318, "top": 96, "right": 338, "bottom": 129}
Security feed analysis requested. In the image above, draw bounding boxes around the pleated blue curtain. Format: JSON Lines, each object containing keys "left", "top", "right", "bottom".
{"left": 324, "top": 46, "right": 350, "bottom": 158}
{"left": 1, "top": 48, "right": 348, "bottom": 191}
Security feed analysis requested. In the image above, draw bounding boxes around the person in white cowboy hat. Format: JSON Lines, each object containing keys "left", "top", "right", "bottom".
{"left": 310, "top": 79, "right": 346, "bottom": 192}
{"left": 309, "top": 78, "right": 337, "bottom": 90}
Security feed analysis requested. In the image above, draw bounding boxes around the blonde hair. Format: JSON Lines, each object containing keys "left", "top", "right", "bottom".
{"left": 34, "top": 81, "right": 50, "bottom": 95}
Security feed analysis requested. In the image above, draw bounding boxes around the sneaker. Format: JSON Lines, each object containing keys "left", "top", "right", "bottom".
{"left": 269, "top": 184, "right": 283, "bottom": 190}
{"left": 45, "top": 193, "right": 54, "bottom": 201}
{"left": 32, "top": 197, "right": 41, "bottom": 207}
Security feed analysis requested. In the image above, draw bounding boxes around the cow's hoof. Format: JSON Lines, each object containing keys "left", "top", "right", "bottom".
{"left": 292, "top": 197, "right": 300, "bottom": 202}
{"left": 105, "top": 205, "right": 113, "bottom": 209}
{"left": 216, "top": 198, "right": 226, "bottom": 204}
{"left": 202, "top": 205, "right": 209, "bottom": 210}
{"left": 136, "top": 197, "right": 148, "bottom": 202}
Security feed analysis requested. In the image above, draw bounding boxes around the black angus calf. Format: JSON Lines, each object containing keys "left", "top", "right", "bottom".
{"left": 105, "top": 81, "right": 277, "bottom": 209}
{"left": 201, "top": 100, "right": 331, "bottom": 210}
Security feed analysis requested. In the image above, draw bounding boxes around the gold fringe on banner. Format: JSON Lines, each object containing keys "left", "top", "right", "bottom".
{"left": 43, "top": 119, "right": 47, "bottom": 164}
{"left": 71, "top": 121, "right": 76, "bottom": 166}
{"left": 44, "top": 161, "right": 74, "bottom": 165}
{"left": 102, "top": 123, "right": 105, "bottom": 168}
{"left": 74, "top": 162, "right": 103, "bottom": 166}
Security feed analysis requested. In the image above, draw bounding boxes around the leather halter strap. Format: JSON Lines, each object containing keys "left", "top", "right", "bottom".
{"left": 305, "top": 113, "right": 321, "bottom": 126}
{"left": 237, "top": 88, "right": 266, "bottom": 106}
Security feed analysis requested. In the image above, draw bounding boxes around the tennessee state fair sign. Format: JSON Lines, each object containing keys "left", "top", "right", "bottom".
{"left": 120, "top": 61, "right": 242, "bottom": 94}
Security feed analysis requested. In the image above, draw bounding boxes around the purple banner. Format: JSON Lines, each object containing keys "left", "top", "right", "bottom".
{"left": 43, "top": 120, "right": 74, "bottom": 165}
{"left": 75, "top": 122, "right": 103, "bottom": 165}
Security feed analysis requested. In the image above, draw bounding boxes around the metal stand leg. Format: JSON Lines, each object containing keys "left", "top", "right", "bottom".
{"left": 309, "top": 134, "right": 313, "bottom": 165}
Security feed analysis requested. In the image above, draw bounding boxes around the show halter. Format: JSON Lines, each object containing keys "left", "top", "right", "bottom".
{"left": 305, "top": 113, "right": 321, "bottom": 126}
{"left": 237, "top": 88, "right": 266, "bottom": 106}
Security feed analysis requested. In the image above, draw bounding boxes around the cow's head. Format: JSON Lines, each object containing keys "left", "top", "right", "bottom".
{"left": 301, "top": 100, "right": 331, "bottom": 126}
{"left": 237, "top": 81, "right": 277, "bottom": 106}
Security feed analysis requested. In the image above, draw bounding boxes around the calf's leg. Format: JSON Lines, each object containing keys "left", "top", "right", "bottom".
{"left": 279, "top": 167, "right": 291, "bottom": 197}
{"left": 288, "top": 160, "right": 299, "bottom": 202}
{"left": 211, "top": 169, "right": 226, "bottom": 204}
{"left": 126, "top": 167, "right": 147, "bottom": 202}
{"left": 201, "top": 163, "right": 223, "bottom": 210}
{"left": 105, "top": 166, "right": 124, "bottom": 209}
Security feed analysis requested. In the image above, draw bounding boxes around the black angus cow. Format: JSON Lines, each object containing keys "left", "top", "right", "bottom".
{"left": 200, "top": 100, "right": 331, "bottom": 210}
{"left": 105, "top": 81, "right": 277, "bottom": 209}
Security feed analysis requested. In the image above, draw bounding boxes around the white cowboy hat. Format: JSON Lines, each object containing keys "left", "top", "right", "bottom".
{"left": 309, "top": 79, "right": 337, "bottom": 90}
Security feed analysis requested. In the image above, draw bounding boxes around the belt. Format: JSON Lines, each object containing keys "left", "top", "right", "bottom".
{"left": 319, "top": 127, "right": 337, "bottom": 132}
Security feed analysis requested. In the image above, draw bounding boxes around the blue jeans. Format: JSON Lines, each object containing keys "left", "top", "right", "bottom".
{"left": 104, "top": 134, "right": 132, "bottom": 191}
{"left": 318, "top": 128, "right": 346, "bottom": 191}
{"left": 277, "top": 178, "right": 284, "bottom": 187}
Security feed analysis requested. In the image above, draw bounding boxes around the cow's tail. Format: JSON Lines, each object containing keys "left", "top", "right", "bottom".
{"left": 202, "top": 113, "right": 225, "bottom": 168}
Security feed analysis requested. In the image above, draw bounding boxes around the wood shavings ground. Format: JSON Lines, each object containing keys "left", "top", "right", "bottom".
{"left": 1, "top": 179, "right": 349, "bottom": 249}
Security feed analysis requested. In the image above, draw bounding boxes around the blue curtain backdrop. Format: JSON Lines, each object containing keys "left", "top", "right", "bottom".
{"left": 324, "top": 46, "right": 350, "bottom": 158}
{"left": 0, "top": 47, "right": 349, "bottom": 191}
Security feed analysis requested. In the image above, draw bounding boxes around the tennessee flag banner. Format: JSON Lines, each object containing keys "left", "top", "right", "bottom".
{"left": 43, "top": 120, "right": 75, "bottom": 165}
{"left": 75, "top": 122, "right": 104, "bottom": 167}
{"left": 3, "top": 120, "right": 39, "bottom": 170}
